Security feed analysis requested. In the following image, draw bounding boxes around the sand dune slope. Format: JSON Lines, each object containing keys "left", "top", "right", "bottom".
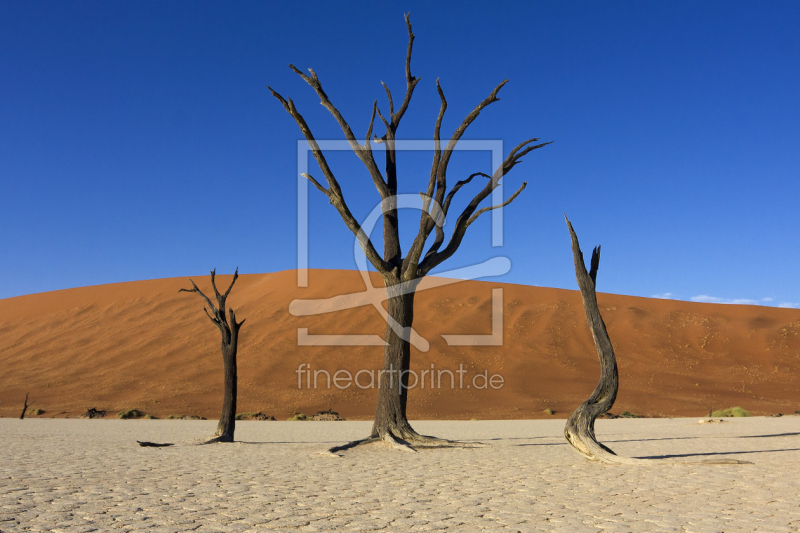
{"left": 1, "top": 269, "right": 798, "bottom": 420}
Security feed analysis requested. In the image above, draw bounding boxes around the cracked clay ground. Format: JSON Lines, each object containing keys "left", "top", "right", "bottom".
{"left": 1, "top": 418, "right": 799, "bottom": 532}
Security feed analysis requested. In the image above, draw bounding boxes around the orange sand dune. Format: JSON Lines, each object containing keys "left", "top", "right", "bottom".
{"left": 1, "top": 269, "right": 799, "bottom": 420}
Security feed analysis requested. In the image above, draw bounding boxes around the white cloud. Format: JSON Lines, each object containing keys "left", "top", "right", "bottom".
{"left": 690, "top": 295, "right": 785, "bottom": 307}
{"left": 690, "top": 295, "right": 728, "bottom": 304}
{"left": 651, "top": 292, "right": 678, "bottom": 299}
{"left": 651, "top": 294, "right": 797, "bottom": 308}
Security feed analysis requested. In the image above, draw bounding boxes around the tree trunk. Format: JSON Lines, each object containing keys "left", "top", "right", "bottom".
{"left": 179, "top": 269, "right": 244, "bottom": 444}
{"left": 272, "top": 14, "right": 548, "bottom": 454}
{"left": 371, "top": 278, "right": 421, "bottom": 440}
{"left": 215, "top": 340, "right": 238, "bottom": 441}
{"left": 562, "top": 216, "right": 750, "bottom": 465}
{"left": 562, "top": 218, "right": 620, "bottom": 461}
{"left": 19, "top": 393, "right": 32, "bottom": 420}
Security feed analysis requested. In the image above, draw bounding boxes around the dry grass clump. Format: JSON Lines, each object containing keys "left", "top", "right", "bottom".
{"left": 117, "top": 408, "right": 145, "bottom": 419}
{"left": 711, "top": 406, "right": 751, "bottom": 417}
{"left": 236, "top": 412, "right": 277, "bottom": 420}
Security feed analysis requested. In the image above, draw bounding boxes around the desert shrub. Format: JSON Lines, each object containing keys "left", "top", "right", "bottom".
{"left": 32, "top": 408, "right": 45, "bottom": 416}
{"left": 620, "top": 411, "right": 641, "bottom": 418}
{"left": 236, "top": 412, "right": 276, "bottom": 421}
{"left": 711, "top": 406, "right": 751, "bottom": 417}
{"left": 117, "top": 408, "right": 144, "bottom": 419}
{"left": 166, "top": 415, "right": 176, "bottom": 419}
{"left": 310, "top": 409, "right": 344, "bottom": 421}
{"left": 544, "top": 408, "right": 554, "bottom": 416}
{"left": 288, "top": 412, "right": 307, "bottom": 421}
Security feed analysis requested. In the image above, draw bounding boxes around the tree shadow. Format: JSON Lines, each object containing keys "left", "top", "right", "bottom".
{"left": 514, "top": 442, "right": 568, "bottom": 447}
{"left": 605, "top": 436, "right": 703, "bottom": 444}
{"left": 635, "top": 447, "right": 800, "bottom": 460}
{"left": 739, "top": 432, "right": 800, "bottom": 439}
{"left": 236, "top": 440, "right": 350, "bottom": 445}
{"left": 482, "top": 436, "right": 561, "bottom": 442}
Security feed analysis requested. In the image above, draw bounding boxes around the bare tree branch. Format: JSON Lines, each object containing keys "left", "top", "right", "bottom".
{"left": 267, "top": 87, "right": 343, "bottom": 197}
{"left": 301, "top": 173, "right": 330, "bottom": 197}
{"left": 391, "top": 13, "right": 420, "bottom": 125}
{"left": 375, "top": 106, "right": 390, "bottom": 135}
{"left": 373, "top": 13, "right": 420, "bottom": 270}
{"left": 268, "top": 85, "right": 391, "bottom": 273}
{"left": 434, "top": 79, "right": 508, "bottom": 201}
{"left": 589, "top": 244, "right": 601, "bottom": 285}
{"left": 179, "top": 278, "right": 218, "bottom": 318}
{"left": 209, "top": 269, "right": 222, "bottom": 300}
{"left": 203, "top": 306, "right": 218, "bottom": 324}
{"left": 404, "top": 80, "right": 448, "bottom": 276}
{"left": 418, "top": 138, "right": 549, "bottom": 275}
{"left": 366, "top": 101, "right": 378, "bottom": 147}
{"left": 229, "top": 308, "right": 245, "bottom": 329}
{"left": 426, "top": 79, "right": 447, "bottom": 200}
{"left": 402, "top": 80, "right": 512, "bottom": 279}
{"left": 381, "top": 81, "right": 394, "bottom": 118}
{"left": 414, "top": 172, "right": 490, "bottom": 266}
{"left": 222, "top": 268, "right": 239, "bottom": 300}
{"left": 444, "top": 172, "right": 489, "bottom": 217}
{"left": 286, "top": 65, "right": 388, "bottom": 197}
{"left": 466, "top": 181, "right": 527, "bottom": 227}
{"left": 501, "top": 138, "right": 553, "bottom": 175}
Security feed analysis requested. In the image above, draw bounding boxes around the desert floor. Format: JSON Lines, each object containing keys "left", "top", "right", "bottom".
{"left": 2, "top": 417, "right": 799, "bottom": 532}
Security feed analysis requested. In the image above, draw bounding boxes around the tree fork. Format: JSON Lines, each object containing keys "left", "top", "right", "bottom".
{"left": 563, "top": 216, "right": 750, "bottom": 465}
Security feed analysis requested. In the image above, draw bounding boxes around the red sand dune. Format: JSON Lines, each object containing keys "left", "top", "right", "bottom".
{"left": 1, "top": 269, "right": 799, "bottom": 420}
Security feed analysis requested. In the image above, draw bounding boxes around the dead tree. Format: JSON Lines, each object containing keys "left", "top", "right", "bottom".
{"left": 563, "top": 216, "right": 750, "bottom": 465}
{"left": 19, "top": 393, "right": 33, "bottom": 419}
{"left": 179, "top": 269, "right": 245, "bottom": 443}
{"left": 269, "top": 14, "right": 549, "bottom": 452}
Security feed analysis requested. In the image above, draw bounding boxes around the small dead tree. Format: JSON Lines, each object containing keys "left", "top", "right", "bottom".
{"left": 19, "top": 393, "right": 33, "bottom": 419}
{"left": 180, "top": 269, "right": 245, "bottom": 443}
{"left": 563, "top": 216, "right": 750, "bottom": 465}
{"left": 269, "top": 14, "right": 549, "bottom": 452}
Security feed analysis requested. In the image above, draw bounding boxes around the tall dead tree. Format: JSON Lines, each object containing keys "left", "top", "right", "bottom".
{"left": 269, "top": 14, "right": 550, "bottom": 451}
{"left": 180, "top": 269, "right": 245, "bottom": 443}
{"left": 563, "top": 216, "right": 750, "bottom": 465}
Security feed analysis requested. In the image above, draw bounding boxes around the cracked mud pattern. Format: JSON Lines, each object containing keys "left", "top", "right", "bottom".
{"left": 1, "top": 418, "right": 799, "bottom": 532}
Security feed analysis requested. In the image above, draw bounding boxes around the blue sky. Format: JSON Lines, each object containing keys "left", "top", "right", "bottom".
{"left": 1, "top": 1, "right": 798, "bottom": 307}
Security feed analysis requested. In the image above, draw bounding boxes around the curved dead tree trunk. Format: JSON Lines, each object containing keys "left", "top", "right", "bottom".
{"left": 270, "top": 14, "right": 549, "bottom": 453}
{"left": 563, "top": 216, "right": 620, "bottom": 461}
{"left": 563, "top": 216, "right": 750, "bottom": 465}
{"left": 180, "top": 269, "right": 245, "bottom": 444}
